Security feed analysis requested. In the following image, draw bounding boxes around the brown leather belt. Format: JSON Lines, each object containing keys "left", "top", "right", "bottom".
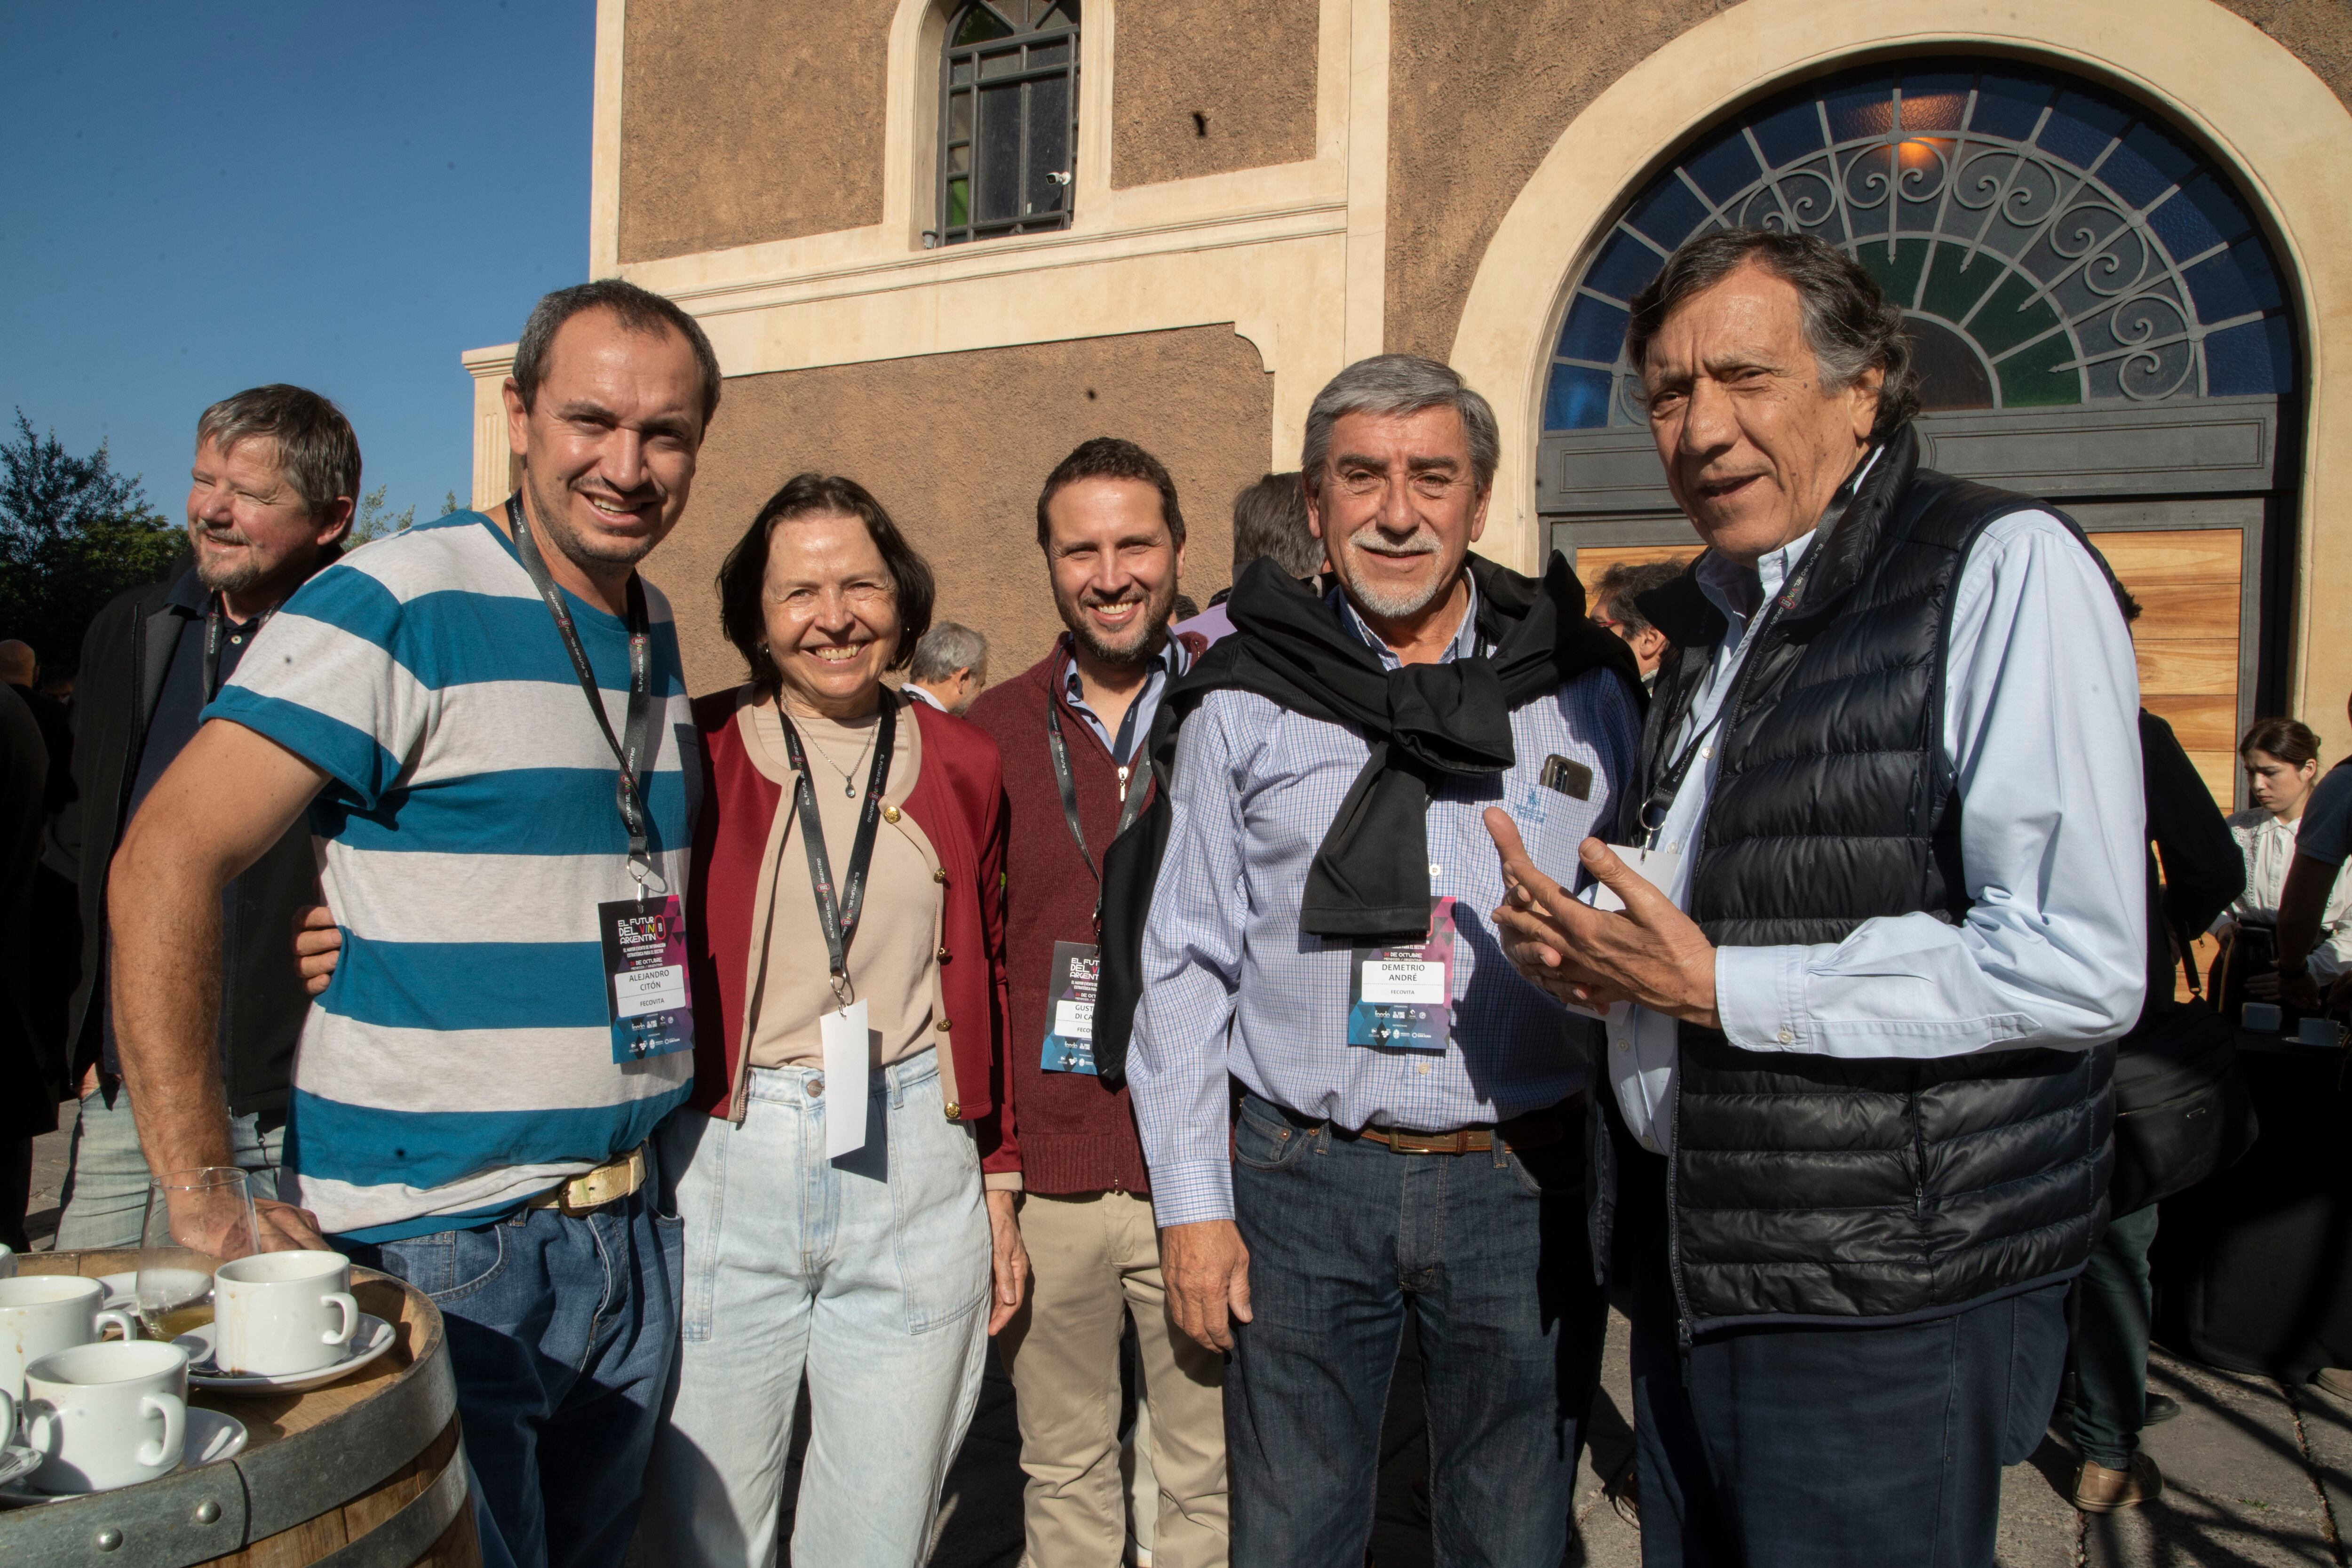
{"left": 1336, "top": 1093, "right": 1582, "bottom": 1156}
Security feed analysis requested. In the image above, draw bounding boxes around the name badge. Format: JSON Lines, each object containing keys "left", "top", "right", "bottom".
{"left": 1040, "top": 940, "right": 1101, "bottom": 1075}
{"left": 1347, "top": 898, "right": 1456, "bottom": 1053}
{"left": 597, "top": 897, "right": 694, "bottom": 1064}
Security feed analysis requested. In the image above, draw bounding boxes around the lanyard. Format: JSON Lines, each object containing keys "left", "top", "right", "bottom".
{"left": 199, "top": 600, "right": 270, "bottom": 702}
{"left": 506, "top": 494, "right": 658, "bottom": 888}
{"left": 777, "top": 700, "right": 898, "bottom": 1004}
{"left": 1637, "top": 523, "right": 1831, "bottom": 847}
{"left": 1045, "top": 693, "right": 1150, "bottom": 928}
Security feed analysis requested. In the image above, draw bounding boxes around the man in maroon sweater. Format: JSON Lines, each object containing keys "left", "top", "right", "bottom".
{"left": 968, "top": 437, "right": 1226, "bottom": 1568}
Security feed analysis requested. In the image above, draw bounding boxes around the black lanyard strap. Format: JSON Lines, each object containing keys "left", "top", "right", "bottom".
{"left": 506, "top": 494, "right": 657, "bottom": 883}
{"left": 201, "top": 602, "right": 254, "bottom": 700}
{"left": 778, "top": 700, "right": 898, "bottom": 995}
{"left": 1046, "top": 698, "right": 1149, "bottom": 880}
{"left": 1637, "top": 521, "right": 1832, "bottom": 843}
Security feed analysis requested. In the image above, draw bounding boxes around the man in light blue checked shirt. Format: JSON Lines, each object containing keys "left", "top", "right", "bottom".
{"left": 1125, "top": 355, "right": 1642, "bottom": 1568}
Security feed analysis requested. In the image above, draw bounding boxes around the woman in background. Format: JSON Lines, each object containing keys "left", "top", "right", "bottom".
{"left": 2213, "top": 716, "right": 2352, "bottom": 999}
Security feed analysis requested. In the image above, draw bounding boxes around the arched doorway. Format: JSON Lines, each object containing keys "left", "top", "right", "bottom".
{"left": 1536, "top": 58, "right": 2301, "bottom": 805}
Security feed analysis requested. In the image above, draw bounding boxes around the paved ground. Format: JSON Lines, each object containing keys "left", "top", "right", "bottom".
{"left": 28, "top": 1111, "right": 2350, "bottom": 1565}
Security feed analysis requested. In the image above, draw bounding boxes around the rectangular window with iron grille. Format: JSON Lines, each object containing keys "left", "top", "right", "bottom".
{"left": 933, "top": 1, "right": 1079, "bottom": 247}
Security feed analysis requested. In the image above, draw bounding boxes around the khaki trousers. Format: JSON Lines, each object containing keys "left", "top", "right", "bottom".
{"left": 1000, "top": 1190, "right": 1229, "bottom": 1568}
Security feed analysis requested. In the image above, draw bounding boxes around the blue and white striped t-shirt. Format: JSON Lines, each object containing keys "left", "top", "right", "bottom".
{"left": 207, "top": 510, "right": 699, "bottom": 1242}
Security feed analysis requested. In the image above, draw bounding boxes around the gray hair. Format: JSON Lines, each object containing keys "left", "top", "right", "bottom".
{"left": 909, "top": 621, "right": 988, "bottom": 684}
{"left": 1625, "top": 229, "right": 1922, "bottom": 441}
{"left": 1230, "top": 472, "right": 1321, "bottom": 578}
{"left": 1301, "top": 355, "right": 1501, "bottom": 493}
{"left": 195, "top": 384, "right": 362, "bottom": 521}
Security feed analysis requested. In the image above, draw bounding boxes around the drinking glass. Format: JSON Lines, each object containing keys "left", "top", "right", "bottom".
{"left": 136, "top": 1168, "right": 256, "bottom": 1342}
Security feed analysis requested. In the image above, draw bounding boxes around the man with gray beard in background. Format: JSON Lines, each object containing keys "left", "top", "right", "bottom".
{"left": 49, "top": 385, "right": 358, "bottom": 1247}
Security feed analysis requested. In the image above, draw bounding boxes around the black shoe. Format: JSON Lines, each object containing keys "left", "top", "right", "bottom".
{"left": 2144, "top": 1393, "right": 2181, "bottom": 1425}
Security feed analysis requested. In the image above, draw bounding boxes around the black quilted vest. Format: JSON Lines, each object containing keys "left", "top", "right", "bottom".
{"left": 1627, "top": 424, "right": 2116, "bottom": 1334}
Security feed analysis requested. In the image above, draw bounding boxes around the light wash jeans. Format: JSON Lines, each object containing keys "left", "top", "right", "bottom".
{"left": 55, "top": 1085, "right": 284, "bottom": 1250}
{"left": 643, "top": 1049, "right": 992, "bottom": 1568}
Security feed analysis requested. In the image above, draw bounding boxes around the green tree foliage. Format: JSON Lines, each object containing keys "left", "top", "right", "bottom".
{"left": 0, "top": 411, "right": 179, "bottom": 676}
{"left": 348, "top": 483, "right": 415, "bottom": 544}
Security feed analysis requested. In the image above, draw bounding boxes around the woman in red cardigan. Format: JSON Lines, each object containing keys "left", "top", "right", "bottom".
{"left": 642, "top": 474, "right": 1024, "bottom": 1567}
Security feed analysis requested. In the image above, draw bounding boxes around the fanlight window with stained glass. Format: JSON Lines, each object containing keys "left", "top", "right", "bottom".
{"left": 1544, "top": 62, "right": 2297, "bottom": 431}
{"left": 935, "top": 0, "right": 1081, "bottom": 247}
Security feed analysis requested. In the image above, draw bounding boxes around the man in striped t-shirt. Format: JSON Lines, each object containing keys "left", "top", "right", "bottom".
{"left": 111, "top": 280, "right": 721, "bottom": 1568}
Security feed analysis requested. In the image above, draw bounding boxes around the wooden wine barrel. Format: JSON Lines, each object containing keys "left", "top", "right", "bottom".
{"left": 0, "top": 1249, "right": 478, "bottom": 1568}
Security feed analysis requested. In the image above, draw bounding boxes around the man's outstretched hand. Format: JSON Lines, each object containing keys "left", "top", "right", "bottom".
{"left": 1482, "top": 807, "right": 1721, "bottom": 1027}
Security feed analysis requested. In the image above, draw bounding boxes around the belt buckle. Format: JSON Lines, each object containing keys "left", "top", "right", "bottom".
{"left": 556, "top": 1146, "right": 643, "bottom": 1215}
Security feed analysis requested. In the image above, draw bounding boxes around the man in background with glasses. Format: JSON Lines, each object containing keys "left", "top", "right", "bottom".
{"left": 49, "top": 385, "right": 357, "bottom": 1250}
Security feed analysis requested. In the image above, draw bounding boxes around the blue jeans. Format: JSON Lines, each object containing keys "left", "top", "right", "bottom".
{"left": 55, "top": 1085, "right": 284, "bottom": 1250}
{"left": 643, "top": 1051, "right": 991, "bottom": 1568}
{"left": 1614, "top": 1126, "right": 2069, "bottom": 1568}
{"left": 2071, "top": 1203, "right": 2160, "bottom": 1469}
{"left": 1226, "top": 1090, "right": 1606, "bottom": 1568}
{"left": 346, "top": 1160, "right": 683, "bottom": 1568}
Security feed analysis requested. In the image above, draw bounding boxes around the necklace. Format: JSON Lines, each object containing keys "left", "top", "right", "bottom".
{"left": 786, "top": 702, "right": 880, "bottom": 797}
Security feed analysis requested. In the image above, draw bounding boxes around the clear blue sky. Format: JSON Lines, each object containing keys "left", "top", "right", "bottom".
{"left": 1, "top": 2, "right": 594, "bottom": 527}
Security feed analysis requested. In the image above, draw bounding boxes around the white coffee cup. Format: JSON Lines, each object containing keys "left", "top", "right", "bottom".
{"left": 21, "top": 1340, "right": 190, "bottom": 1493}
{"left": 213, "top": 1250, "right": 358, "bottom": 1377}
{"left": 0, "top": 1275, "right": 139, "bottom": 1403}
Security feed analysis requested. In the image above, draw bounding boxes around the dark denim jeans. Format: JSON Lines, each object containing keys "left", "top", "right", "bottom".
{"left": 346, "top": 1180, "right": 683, "bottom": 1568}
{"left": 1226, "top": 1090, "right": 1606, "bottom": 1568}
{"left": 2071, "top": 1203, "right": 2160, "bottom": 1469}
{"left": 1614, "top": 1127, "right": 2068, "bottom": 1568}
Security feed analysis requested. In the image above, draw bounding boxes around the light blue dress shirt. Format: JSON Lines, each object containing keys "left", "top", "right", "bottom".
{"left": 1129, "top": 577, "right": 1643, "bottom": 1226}
{"left": 1608, "top": 508, "right": 2149, "bottom": 1154}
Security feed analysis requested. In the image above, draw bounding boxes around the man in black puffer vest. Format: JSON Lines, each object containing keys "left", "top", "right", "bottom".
{"left": 1487, "top": 231, "right": 2146, "bottom": 1565}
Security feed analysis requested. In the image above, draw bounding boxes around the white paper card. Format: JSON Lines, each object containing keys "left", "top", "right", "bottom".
{"left": 1361, "top": 957, "right": 1447, "bottom": 1004}
{"left": 821, "top": 999, "right": 870, "bottom": 1158}
{"left": 1553, "top": 846, "right": 1682, "bottom": 1024}
{"left": 1054, "top": 998, "right": 1095, "bottom": 1041}
{"left": 614, "top": 964, "right": 687, "bottom": 1019}
{"left": 1581, "top": 845, "right": 1684, "bottom": 914}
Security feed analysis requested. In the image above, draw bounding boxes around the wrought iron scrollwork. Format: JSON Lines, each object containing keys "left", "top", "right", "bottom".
{"left": 1545, "top": 61, "right": 2295, "bottom": 429}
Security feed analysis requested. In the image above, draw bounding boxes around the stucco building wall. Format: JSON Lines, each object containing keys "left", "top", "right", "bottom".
{"left": 1381, "top": 0, "right": 1726, "bottom": 361}
{"left": 1111, "top": 0, "right": 1322, "bottom": 188}
{"left": 617, "top": 0, "right": 897, "bottom": 263}
{"left": 639, "top": 325, "right": 1274, "bottom": 696}
{"left": 2216, "top": 0, "right": 2352, "bottom": 107}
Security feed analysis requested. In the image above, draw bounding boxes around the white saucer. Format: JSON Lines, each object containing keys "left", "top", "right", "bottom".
{"left": 95, "top": 1271, "right": 137, "bottom": 1313}
{"left": 175, "top": 1313, "right": 396, "bottom": 1393}
{"left": 0, "top": 1408, "right": 245, "bottom": 1504}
